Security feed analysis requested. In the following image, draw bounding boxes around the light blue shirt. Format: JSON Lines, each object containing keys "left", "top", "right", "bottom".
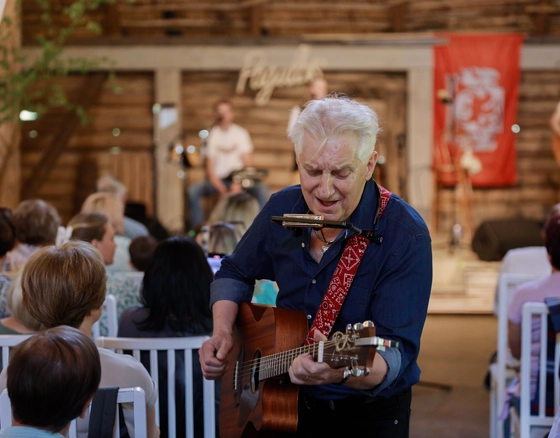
{"left": 0, "top": 426, "right": 65, "bottom": 438}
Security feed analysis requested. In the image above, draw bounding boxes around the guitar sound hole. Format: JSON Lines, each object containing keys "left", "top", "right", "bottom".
{"left": 250, "top": 349, "right": 262, "bottom": 393}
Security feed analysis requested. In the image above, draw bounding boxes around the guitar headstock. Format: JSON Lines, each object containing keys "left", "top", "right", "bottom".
{"left": 318, "top": 321, "right": 399, "bottom": 378}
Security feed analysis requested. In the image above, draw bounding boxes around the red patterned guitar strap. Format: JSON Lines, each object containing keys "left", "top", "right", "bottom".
{"left": 304, "top": 184, "right": 392, "bottom": 345}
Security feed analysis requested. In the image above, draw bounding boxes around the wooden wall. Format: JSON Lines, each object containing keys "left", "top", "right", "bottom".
{"left": 0, "top": 0, "right": 21, "bottom": 210}
{"left": 19, "top": 73, "right": 154, "bottom": 224}
{"left": 20, "top": 0, "right": 560, "bottom": 42}
{"left": 436, "top": 70, "right": 560, "bottom": 234}
{"left": 182, "top": 71, "right": 407, "bottom": 202}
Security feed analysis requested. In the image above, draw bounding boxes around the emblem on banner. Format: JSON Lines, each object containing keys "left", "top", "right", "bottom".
{"left": 452, "top": 67, "right": 505, "bottom": 153}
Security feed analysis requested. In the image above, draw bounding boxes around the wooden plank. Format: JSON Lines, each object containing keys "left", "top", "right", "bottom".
{"left": 22, "top": 73, "right": 107, "bottom": 199}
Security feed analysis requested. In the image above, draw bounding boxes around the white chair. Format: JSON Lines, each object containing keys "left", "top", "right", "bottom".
{"left": 0, "top": 387, "right": 147, "bottom": 438}
{"left": 92, "top": 294, "right": 118, "bottom": 340}
{"left": 95, "top": 336, "right": 216, "bottom": 438}
{"left": 512, "top": 302, "right": 560, "bottom": 438}
{"left": 0, "top": 335, "right": 32, "bottom": 373}
{"left": 490, "top": 274, "right": 546, "bottom": 438}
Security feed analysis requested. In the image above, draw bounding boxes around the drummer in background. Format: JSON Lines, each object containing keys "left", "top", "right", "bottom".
{"left": 188, "top": 99, "right": 268, "bottom": 229}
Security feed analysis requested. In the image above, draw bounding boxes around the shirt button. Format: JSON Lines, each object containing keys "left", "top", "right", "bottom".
{"left": 307, "top": 314, "right": 312, "bottom": 320}
{"left": 311, "top": 279, "right": 316, "bottom": 284}
{"left": 301, "top": 242, "right": 305, "bottom": 248}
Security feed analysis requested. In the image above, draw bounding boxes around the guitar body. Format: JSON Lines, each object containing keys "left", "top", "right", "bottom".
{"left": 220, "top": 303, "right": 308, "bottom": 438}
{"left": 553, "top": 135, "right": 560, "bottom": 166}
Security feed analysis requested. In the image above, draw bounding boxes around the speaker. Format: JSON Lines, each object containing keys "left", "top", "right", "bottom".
{"left": 471, "top": 218, "right": 544, "bottom": 262}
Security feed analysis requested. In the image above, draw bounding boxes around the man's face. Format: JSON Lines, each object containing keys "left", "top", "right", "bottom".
{"left": 215, "top": 103, "right": 234, "bottom": 125}
{"left": 297, "top": 135, "right": 377, "bottom": 222}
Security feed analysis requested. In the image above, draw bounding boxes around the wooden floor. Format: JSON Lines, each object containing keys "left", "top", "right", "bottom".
{"left": 429, "top": 231, "right": 501, "bottom": 314}
{"left": 410, "top": 313, "right": 496, "bottom": 437}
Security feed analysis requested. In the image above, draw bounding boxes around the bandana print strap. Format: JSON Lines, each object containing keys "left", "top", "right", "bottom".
{"left": 304, "top": 184, "right": 391, "bottom": 345}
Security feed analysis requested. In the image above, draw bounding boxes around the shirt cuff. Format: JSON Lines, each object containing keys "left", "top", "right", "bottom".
{"left": 210, "top": 277, "right": 253, "bottom": 308}
{"left": 365, "top": 346, "right": 401, "bottom": 398}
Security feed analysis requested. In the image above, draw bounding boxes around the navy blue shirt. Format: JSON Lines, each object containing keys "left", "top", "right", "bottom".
{"left": 211, "top": 179, "right": 432, "bottom": 400}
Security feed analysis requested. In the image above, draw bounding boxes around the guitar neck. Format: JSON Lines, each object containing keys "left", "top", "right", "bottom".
{"left": 258, "top": 344, "right": 319, "bottom": 381}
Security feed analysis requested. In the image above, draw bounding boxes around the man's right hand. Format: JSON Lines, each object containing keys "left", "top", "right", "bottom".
{"left": 199, "top": 332, "right": 234, "bottom": 380}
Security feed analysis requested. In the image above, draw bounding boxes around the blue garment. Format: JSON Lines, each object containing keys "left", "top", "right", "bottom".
{"left": 211, "top": 180, "right": 433, "bottom": 401}
{"left": 0, "top": 426, "right": 64, "bottom": 437}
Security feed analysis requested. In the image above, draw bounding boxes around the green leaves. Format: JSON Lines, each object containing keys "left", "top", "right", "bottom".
{"left": 0, "top": 0, "right": 120, "bottom": 125}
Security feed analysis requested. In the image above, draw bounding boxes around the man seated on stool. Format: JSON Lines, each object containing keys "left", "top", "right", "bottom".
{"left": 188, "top": 99, "right": 268, "bottom": 228}
{"left": 0, "top": 326, "right": 101, "bottom": 438}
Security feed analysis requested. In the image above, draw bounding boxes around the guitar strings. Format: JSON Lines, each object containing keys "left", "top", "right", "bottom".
{"left": 234, "top": 340, "right": 341, "bottom": 380}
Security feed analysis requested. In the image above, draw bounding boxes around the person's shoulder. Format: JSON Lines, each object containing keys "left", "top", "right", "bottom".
{"left": 383, "top": 193, "right": 430, "bottom": 237}
{"left": 98, "top": 346, "right": 148, "bottom": 374}
{"left": 266, "top": 185, "right": 306, "bottom": 212}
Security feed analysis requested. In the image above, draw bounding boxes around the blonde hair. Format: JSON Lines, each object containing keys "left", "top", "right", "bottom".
{"left": 6, "top": 273, "right": 43, "bottom": 331}
{"left": 21, "top": 241, "right": 107, "bottom": 329}
{"left": 81, "top": 192, "right": 124, "bottom": 235}
{"left": 68, "top": 212, "right": 108, "bottom": 243}
{"left": 207, "top": 192, "right": 260, "bottom": 235}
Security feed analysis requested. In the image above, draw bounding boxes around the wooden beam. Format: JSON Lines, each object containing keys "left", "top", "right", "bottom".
{"left": 118, "top": 0, "right": 267, "bottom": 13}
{"left": 105, "top": 3, "right": 121, "bottom": 37}
{"left": 22, "top": 73, "right": 106, "bottom": 199}
{"left": 389, "top": 2, "right": 409, "bottom": 33}
{"left": 527, "top": 0, "right": 553, "bottom": 37}
{"left": 250, "top": 5, "right": 263, "bottom": 37}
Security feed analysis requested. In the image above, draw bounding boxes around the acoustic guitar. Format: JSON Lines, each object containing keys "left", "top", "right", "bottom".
{"left": 220, "top": 303, "right": 398, "bottom": 438}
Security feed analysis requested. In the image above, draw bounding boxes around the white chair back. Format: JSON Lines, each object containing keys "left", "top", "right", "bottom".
{"left": 92, "top": 294, "right": 118, "bottom": 340}
{"left": 0, "top": 335, "right": 32, "bottom": 373}
{"left": 490, "top": 274, "right": 545, "bottom": 438}
{"left": 0, "top": 387, "right": 147, "bottom": 438}
{"left": 95, "top": 336, "right": 215, "bottom": 438}
{"left": 516, "top": 302, "right": 560, "bottom": 438}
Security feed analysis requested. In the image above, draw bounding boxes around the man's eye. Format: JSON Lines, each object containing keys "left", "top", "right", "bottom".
{"left": 334, "top": 171, "right": 351, "bottom": 179}
{"left": 307, "top": 170, "right": 321, "bottom": 177}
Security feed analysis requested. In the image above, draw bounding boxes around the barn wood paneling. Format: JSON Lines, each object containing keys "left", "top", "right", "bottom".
{"left": 182, "top": 71, "right": 407, "bottom": 202}
{"left": 19, "top": 73, "right": 154, "bottom": 224}
{"left": 435, "top": 70, "right": 560, "bottom": 236}
{"left": 19, "top": 0, "right": 560, "bottom": 42}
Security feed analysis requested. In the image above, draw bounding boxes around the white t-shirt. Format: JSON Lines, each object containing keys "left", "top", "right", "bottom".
{"left": 207, "top": 123, "right": 253, "bottom": 179}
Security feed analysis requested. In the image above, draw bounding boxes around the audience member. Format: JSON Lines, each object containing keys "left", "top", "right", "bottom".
{"left": 96, "top": 174, "right": 150, "bottom": 240}
{"left": 118, "top": 236, "right": 214, "bottom": 438}
{"left": 204, "top": 193, "right": 278, "bottom": 305}
{"left": 0, "top": 326, "right": 101, "bottom": 438}
{"left": 68, "top": 212, "right": 142, "bottom": 336}
{"left": 81, "top": 192, "right": 133, "bottom": 272}
{"left": 206, "top": 191, "right": 260, "bottom": 235}
{"left": 2, "top": 199, "right": 60, "bottom": 272}
{"left": 0, "top": 241, "right": 159, "bottom": 438}
{"left": 0, "top": 275, "right": 42, "bottom": 334}
{"left": 188, "top": 99, "right": 268, "bottom": 228}
{"left": 504, "top": 214, "right": 560, "bottom": 435}
{"left": 0, "top": 208, "right": 15, "bottom": 317}
{"left": 494, "top": 203, "right": 560, "bottom": 315}
{"left": 129, "top": 235, "right": 158, "bottom": 272}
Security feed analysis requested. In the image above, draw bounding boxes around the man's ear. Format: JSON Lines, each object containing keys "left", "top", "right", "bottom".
{"left": 366, "top": 151, "right": 379, "bottom": 180}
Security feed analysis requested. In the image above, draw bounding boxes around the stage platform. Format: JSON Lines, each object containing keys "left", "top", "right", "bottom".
{"left": 429, "top": 232, "right": 501, "bottom": 314}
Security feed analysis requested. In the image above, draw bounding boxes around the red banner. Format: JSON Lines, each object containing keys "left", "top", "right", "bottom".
{"left": 433, "top": 33, "right": 523, "bottom": 187}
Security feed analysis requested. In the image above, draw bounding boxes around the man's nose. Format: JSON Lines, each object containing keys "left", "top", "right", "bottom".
{"left": 318, "top": 173, "right": 334, "bottom": 198}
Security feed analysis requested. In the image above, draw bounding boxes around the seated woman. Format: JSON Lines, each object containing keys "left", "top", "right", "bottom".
{"left": 81, "top": 192, "right": 133, "bottom": 272}
{"left": 67, "top": 212, "right": 141, "bottom": 336}
{"left": 0, "top": 274, "right": 42, "bottom": 335}
{"left": 118, "top": 236, "right": 214, "bottom": 438}
{"left": 2, "top": 199, "right": 60, "bottom": 272}
{"left": 505, "top": 214, "right": 560, "bottom": 435}
{"left": 204, "top": 192, "right": 278, "bottom": 305}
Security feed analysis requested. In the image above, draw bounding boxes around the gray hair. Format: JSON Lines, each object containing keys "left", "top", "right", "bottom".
{"left": 288, "top": 95, "right": 380, "bottom": 163}
{"left": 96, "top": 175, "right": 127, "bottom": 198}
